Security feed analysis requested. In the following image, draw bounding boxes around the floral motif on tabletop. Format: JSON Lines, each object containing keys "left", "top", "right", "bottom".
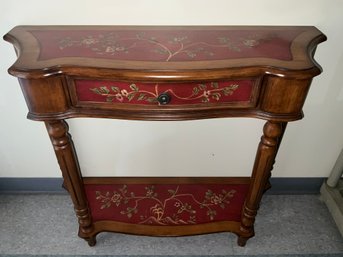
{"left": 58, "top": 31, "right": 275, "bottom": 61}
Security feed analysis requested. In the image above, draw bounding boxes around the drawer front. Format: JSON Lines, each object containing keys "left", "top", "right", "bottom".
{"left": 72, "top": 79, "right": 258, "bottom": 107}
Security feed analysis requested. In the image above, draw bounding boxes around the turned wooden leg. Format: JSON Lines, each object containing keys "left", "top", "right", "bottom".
{"left": 62, "top": 180, "right": 69, "bottom": 192}
{"left": 239, "top": 121, "right": 283, "bottom": 246}
{"left": 237, "top": 236, "right": 249, "bottom": 247}
{"left": 264, "top": 122, "right": 288, "bottom": 193}
{"left": 87, "top": 236, "right": 97, "bottom": 247}
{"left": 45, "top": 120, "right": 94, "bottom": 245}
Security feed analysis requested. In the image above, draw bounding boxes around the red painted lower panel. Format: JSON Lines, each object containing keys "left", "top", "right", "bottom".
{"left": 85, "top": 183, "right": 249, "bottom": 225}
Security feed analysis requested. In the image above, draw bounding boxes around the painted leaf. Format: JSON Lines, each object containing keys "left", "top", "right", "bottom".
{"left": 130, "top": 84, "right": 138, "bottom": 91}
{"left": 138, "top": 93, "right": 146, "bottom": 101}
{"left": 90, "top": 88, "right": 100, "bottom": 94}
{"left": 168, "top": 189, "right": 175, "bottom": 195}
{"left": 147, "top": 97, "right": 157, "bottom": 103}
{"left": 106, "top": 96, "right": 114, "bottom": 102}
{"left": 186, "top": 51, "right": 196, "bottom": 58}
{"left": 127, "top": 93, "right": 135, "bottom": 101}
{"left": 211, "top": 82, "right": 219, "bottom": 89}
{"left": 198, "top": 84, "right": 207, "bottom": 90}
{"left": 211, "top": 92, "right": 221, "bottom": 101}
{"left": 100, "top": 86, "right": 110, "bottom": 94}
{"left": 192, "top": 87, "right": 199, "bottom": 95}
{"left": 153, "top": 48, "right": 168, "bottom": 54}
{"left": 202, "top": 97, "right": 209, "bottom": 103}
{"left": 111, "top": 86, "right": 119, "bottom": 93}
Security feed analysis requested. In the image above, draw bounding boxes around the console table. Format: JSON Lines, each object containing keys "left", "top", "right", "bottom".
{"left": 4, "top": 26, "right": 326, "bottom": 247}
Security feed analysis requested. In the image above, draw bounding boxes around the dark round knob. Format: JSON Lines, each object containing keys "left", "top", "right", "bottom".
{"left": 157, "top": 92, "right": 171, "bottom": 105}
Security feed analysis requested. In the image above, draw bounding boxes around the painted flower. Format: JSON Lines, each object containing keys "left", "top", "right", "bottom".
{"left": 121, "top": 89, "right": 129, "bottom": 96}
{"left": 115, "top": 46, "right": 126, "bottom": 51}
{"left": 172, "top": 36, "right": 187, "bottom": 42}
{"left": 105, "top": 46, "right": 126, "bottom": 53}
{"left": 81, "top": 38, "right": 98, "bottom": 45}
{"left": 146, "top": 189, "right": 154, "bottom": 197}
{"left": 243, "top": 39, "right": 259, "bottom": 47}
{"left": 174, "top": 202, "right": 181, "bottom": 207}
{"left": 111, "top": 193, "right": 122, "bottom": 206}
{"left": 203, "top": 91, "right": 211, "bottom": 97}
{"left": 105, "top": 46, "right": 115, "bottom": 53}
{"left": 207, "top": 209, "right": 217, "bottom": 220}
{"left": 115, "top": 93, "right": 123, "bottom": 102}
{"left": 210, "top": 195, "right": 223, "bottom": 205}
{"left": 186, "top": 52, "right": 196, "bottom": 58}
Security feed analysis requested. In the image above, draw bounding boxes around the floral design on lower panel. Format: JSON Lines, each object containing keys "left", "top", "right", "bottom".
{"left": 95, "top": 185, "right": 237, "bottom": 225}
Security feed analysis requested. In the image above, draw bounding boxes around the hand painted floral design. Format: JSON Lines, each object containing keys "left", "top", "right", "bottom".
{"left": 95, "top": 185, "right": 236, "bottom": 225}
{"left": 58, "top": 32, "right": 271, "bottom": 61}
{"left": 89, "top": 82, "right": 239, "bottom": 104}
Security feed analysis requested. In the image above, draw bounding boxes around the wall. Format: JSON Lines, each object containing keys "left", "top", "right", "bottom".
{"left": 1, "top": 0, "right": 343, "bottom": 178}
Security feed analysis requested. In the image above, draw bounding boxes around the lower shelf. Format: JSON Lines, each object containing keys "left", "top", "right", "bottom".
{"left": 83, "top": 177, "right": 250, "bottom": 228}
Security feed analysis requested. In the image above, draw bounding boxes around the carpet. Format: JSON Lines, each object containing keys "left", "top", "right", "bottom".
{"left": 1, "top": 254, "right": 342, "bottom": 257}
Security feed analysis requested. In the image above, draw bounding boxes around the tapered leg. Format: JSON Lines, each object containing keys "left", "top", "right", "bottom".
{"left": 238, "top": 121, "right": 283, "bottom": 246}
{"left": 45, "top": 120, "right": 95, "bottom": 245}
{"left": 264, "top": 122, "right": 288, "bottom": 192}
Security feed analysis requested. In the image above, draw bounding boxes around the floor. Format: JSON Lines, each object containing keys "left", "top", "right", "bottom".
{"left": 0, "top": 194, "right": 342, "bottom": 255}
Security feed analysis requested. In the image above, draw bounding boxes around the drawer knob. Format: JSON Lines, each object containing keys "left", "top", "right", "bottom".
{"left": 157, "top": 93, "right": 171, "bottom": 105}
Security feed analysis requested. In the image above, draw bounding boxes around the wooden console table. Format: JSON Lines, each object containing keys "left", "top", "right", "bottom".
{"left": 4, "top": 26, "right": 326, "bottom": 247}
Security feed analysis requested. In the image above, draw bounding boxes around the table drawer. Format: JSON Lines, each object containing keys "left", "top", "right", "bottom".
{"left": 72, "top": 79, "right": 259, "bottom": 108}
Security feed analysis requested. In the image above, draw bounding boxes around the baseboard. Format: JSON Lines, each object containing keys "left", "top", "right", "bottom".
{"left": 0, "top": 178, "right": 66, "bottom": 194}
{"left": 0, "top": 254, "right": 342, "bottom": 257}
{"left": 0, "top": 177, "right": 325, "bottom": 194}
{"left": 268, "top": 177, "right": 325, "bottom": 194}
